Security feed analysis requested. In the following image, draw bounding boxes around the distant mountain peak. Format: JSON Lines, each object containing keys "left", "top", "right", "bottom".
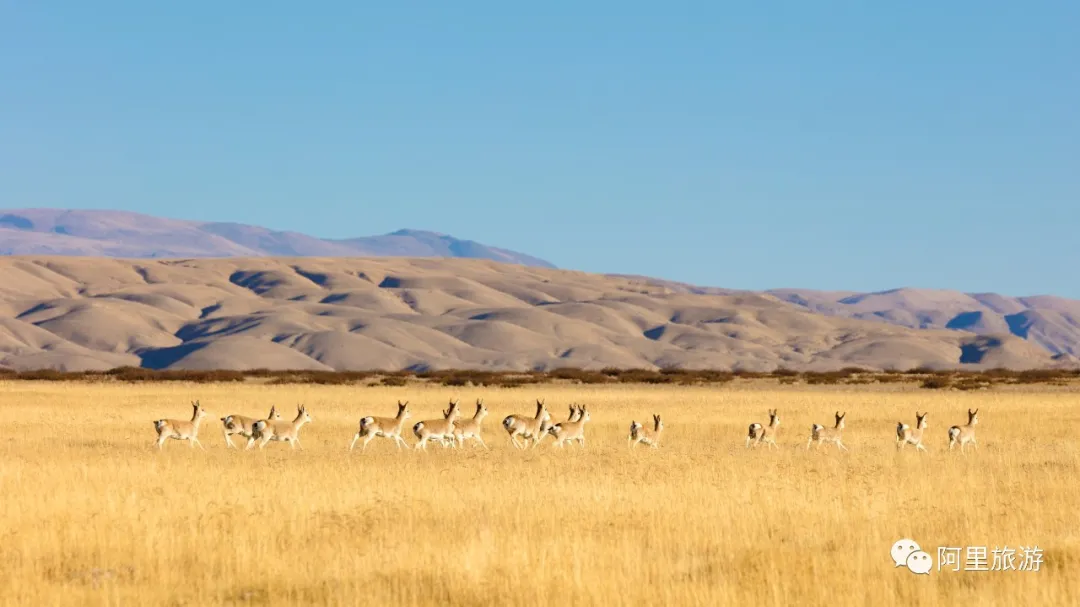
{"left": 388, "top": 228, "right": 449, "bottom": 238}
{"left": 0, "top": 209, "right": 556, "bottom": 268}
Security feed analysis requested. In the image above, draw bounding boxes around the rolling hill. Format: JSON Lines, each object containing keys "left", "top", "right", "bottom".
{"left": 2, "top": 209, "right": 1078, "bottom": 366}
{"left": 768, "top": 288, "right": 1080, "bottom": 359}
{"left": 0, "top": 209, "right": 555, "bottom": 268}
{"left": 608, "top": 276, "right": 1080, "bottom": 361}
{"left": 0, "top": 256, "right": 1058, "bottom": 372}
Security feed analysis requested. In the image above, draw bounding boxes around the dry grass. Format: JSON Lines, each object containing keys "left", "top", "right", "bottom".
{"left": 0, "top": 381, "right": 1077, "bottom": 606}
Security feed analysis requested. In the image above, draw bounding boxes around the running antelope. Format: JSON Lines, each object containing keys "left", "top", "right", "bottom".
{"left": 350, "top": 401, "right": 411, "bottom": 451}
{"left": 948, "top": 408, "right": 979, "bottom": 453}
{"left": 547, "top": 404, "right": 591, "bottom": 447}
{"left": 451, "top": 398, "right": 490, "bottom": 449}
{"left": 153, "top": 400, "right": 209, "bottom": 450}
{"left": 807, "top": 411, "right": 847, "bottom": 451}
{"left": 533, "top": 403, "right": 580, "bottom": 448}
{"left": 533, "top": 402, "right": 572, "bottom": 447}
{"left": 565, "top": 404, "right": 582, "bottom": 423}
{"left": 413, "top": 399, "right": 462, "bottom": 450}
{"left": 896, "top": 412, "right": 928, "bottom": 452}
{"left": 747, "top": 409, "right": 780, "bottom": 449}
{"left": 247, "top": 404, "right": 313, "bottom": 450}
{"left": 628, "top": 414, "right": 663, "bottom": 449}
{"left": 220, "top": 405, "right": 283, "bottom": 448}
{"left": 502, "top": 399, "right": 551, "bottom": 449}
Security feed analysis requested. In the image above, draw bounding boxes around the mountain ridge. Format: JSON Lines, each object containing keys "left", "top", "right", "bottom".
{"left": 0, "top": 209, "right": 556, "bottom": 268}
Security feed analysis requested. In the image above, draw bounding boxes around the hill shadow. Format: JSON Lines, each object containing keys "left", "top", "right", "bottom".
{"left": 959, "top": 337, "right": 1004, "bottom": 364}
{"left": 644, "top": 326, "right": 666, "bottom": 340}
{"left": 1005, "top": 313, "right": 1032, "bottom": 338}
{"left": 0, "top": 214, "right": 33, "bottom": 230}
{"left": 137, "top": 343, "right": 208, "bottom": 370}
{"left": 946, "top": 311, "right": 984, "bottom": 331}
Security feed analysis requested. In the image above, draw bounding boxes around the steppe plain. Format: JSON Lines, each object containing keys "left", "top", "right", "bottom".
{"left": 0, "top": 379, "right": 1076, "bottom": 606}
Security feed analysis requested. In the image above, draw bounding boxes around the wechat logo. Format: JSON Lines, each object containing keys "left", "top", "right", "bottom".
{"left": 892, "top": 539, "right": 932, "bottom": 575}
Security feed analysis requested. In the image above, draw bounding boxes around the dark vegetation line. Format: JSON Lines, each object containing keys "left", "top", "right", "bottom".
{"left": 0, "top": 366, "right": 1077, "bottom": 389}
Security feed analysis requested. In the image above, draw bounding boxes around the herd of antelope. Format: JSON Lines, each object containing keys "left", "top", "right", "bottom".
{"left": 152, "top": 398, "right": 981, "bottom": 454}
{"left": 746, "top": 407, "right": 981, "bottom": 453}
{"left": 152, "top": 398, "right": 658, "bottom": 452}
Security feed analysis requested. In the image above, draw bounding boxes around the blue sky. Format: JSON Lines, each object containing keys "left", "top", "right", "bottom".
{"left": 2, "top": 2, "right": 1077, "bottom": 296}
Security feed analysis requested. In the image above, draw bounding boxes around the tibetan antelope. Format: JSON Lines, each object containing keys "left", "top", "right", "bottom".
{"left": 546, "top": 403, "right": 580, "bottom": 433}
{"left": 565, "top": 404, "right": 582, "bottom": 423}
{"left": 502, "top": 399, "right": 551, "bottom": 449}
{"left": 547, "top": 404, "right": 591, "bottom": 448}
{"left": 451, "top": 398, "right": 490, "bottom": 449}
{"left": 413, "top": 399, "right": 462, "bottom": 450}
{"left": 747, "top": 409, "right": 780, "bottom": 449}
{"left": 533, "top": 403, "right": 580, "bottom": 448}
{"left": 807, "top": 411, "right": 847, "bottom": 451}
{"left": 247, "top": 404, "right": 313, "bottom": 450}
{"left": 153, "top": 400, "right": 209, "bottom": 450}
{"left": 220, "top": 405, "right": 283, "bottom": 448}
{"left": 948, "top": 408, "right": 979, "bottom": 453}
{"left": 350, "top": 400, "right": 411, "bottom": 451}
{"left": 534, "top": 402, "right": 573, "bottom": 447}
{"left": 628, "top": 414, "right": 663, "bottom": 449}
{"left": 896, "top": 412, "right": 928, "bottom": 452}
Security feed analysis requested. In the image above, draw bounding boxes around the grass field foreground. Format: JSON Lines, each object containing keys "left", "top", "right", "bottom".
{"left": 0, "top": 381, "right": 1077, "bottom": 606}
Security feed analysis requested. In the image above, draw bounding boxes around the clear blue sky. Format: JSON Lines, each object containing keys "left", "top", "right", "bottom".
{"left": 2, "top": 2, "right": 1077, "bottom": 296}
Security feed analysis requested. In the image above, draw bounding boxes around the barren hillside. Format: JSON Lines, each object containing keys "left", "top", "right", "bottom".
{"left": 609, "top": 276, "right": 1080, "bottom": 359}
{"left": 769, "top": 288, "right": 1080, "bottom": 358}
{"left": 0, "top": 256, "right": 1057, "bottom": 372}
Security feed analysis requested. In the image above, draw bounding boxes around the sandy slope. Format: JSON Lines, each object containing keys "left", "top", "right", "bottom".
{"left": 0, "top": 257, "right": 1056, "bottom": 372}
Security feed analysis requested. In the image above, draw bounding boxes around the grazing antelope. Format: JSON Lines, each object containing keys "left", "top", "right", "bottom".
{"left": 747, "top": 409, "right": 780, "bottom": 449}
{"left": 247, "top": 404, "right": 313, "bottom": 450}
{"left": 628, "top": 414, "right": 663, "bottom": 449}
{"left": 220, "top": 405, "right": 283, "bottom": 448}
{"left": 547, "top": 404, "right": 591, "bottom": 448}
{"left": 896, "top": 412, "right": 929, "bottom": 452}
{"left": 153, "top": 400, "right": 209, "bottom": 450}
{"left": 502, "top": 399, "right": 551, "bottom": 449}
{"left": 807, "top": 411, "right": 847, "bottom": 451}
{"left": 948, "top": 408, "right": 979, "bottom": 453}
{"left": 350, "top": 400, "right": 411, "bottom": 451}
{"left": 451, "top": 398, "right": 490, "bottom": 449}
{"left": 413, "top": 399, "right": 462, "bottom": 450}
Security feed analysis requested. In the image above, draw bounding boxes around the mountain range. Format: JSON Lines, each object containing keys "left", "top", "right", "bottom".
{"left": 0, "top": 208, "right": 1077, "bottom": 370}
{"left": 0, "top": 209, "right": 554, "bottom": 268}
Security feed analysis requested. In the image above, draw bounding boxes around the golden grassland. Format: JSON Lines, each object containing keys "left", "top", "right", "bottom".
{"left": 0, "top": 380, "right": 1077, "bottom": 606}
